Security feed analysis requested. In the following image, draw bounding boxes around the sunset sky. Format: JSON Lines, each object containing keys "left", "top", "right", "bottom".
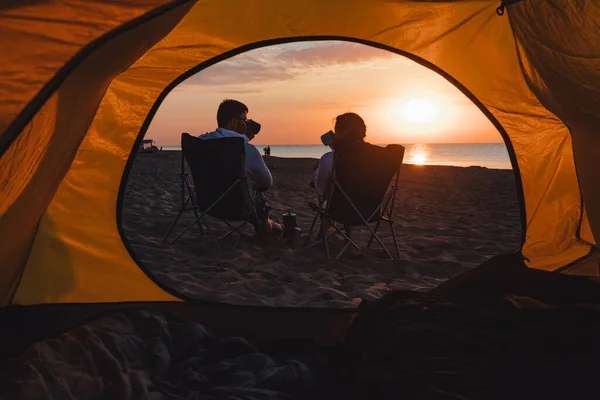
{"left": 146, "top": 41, "right": 501, "bottom": 146}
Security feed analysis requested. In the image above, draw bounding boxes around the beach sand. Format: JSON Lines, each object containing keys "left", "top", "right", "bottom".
{"left": 122, "top": 151, "right": 520, "bottom": 308}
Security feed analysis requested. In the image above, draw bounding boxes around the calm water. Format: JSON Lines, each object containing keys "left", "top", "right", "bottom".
{"left": 161, "top": 143, "right": 512, "bottom": 170}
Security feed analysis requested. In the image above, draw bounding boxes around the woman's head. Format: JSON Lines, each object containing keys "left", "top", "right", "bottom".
{"left": 334, "top": 113, "right": 366, "bottom": 143}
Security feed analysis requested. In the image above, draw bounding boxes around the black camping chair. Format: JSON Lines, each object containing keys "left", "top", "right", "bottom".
{"left": 162, "top": 133, "right": 259, "bottom": 251}
{"left": 304, "top": 143, "right": 405, "bottom": 259}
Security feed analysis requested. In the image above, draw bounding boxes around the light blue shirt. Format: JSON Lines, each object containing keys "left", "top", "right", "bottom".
{"left": 198, "top": 128, "right": 272, "bottom": 192}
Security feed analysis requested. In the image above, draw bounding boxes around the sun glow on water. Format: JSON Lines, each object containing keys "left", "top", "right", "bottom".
{"left": 411, "top": 152, "right": 427, "bottom": 165}
{"left": 406, "top": 144, "right": 430, "bottom": 166}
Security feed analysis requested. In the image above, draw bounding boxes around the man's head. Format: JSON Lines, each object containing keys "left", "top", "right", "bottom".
{"left": 334, "top": 112, "right": 367, "bottom": 143}
{"left": 217, "top": 99, "right": 251, "bottom": 138}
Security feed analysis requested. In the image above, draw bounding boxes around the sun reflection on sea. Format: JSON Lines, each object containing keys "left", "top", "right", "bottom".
{"left": 406, "top": 144, "right": 430, "bottom": 165}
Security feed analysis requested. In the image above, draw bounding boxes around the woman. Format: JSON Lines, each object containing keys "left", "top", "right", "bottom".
{"left": 314, "top": 112, "right": 368, "bottom": 239}
{"left": 315, "top": 112, "right": 367, "bottom": 199}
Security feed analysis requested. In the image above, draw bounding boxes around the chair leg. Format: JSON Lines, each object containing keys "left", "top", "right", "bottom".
{"left": 169, "top": 214, "right": 202, "bottom": 245}
{"left": 220, "top": 222, "right": 245, "bottom": 239}
{"left": 305, "top": 216, "right": 332, "bottom": 258}
{"left": 309, "top": 218, "right": 361, "bottom": 249}
{"left": 202, "top": 221, "right": 222, "bottom": 253}
{"left": 162, "top": 209, "right": 185, "bottom": 244}
{"left": 163, "top": 193, "right": 205, "bottom": 244}
{"left": 335, "top": 232, "right": 358, "bottom": 259}
{"left": 328, "top": 222, "right": 361, "bottom": 250}
{"left": 304, "top": 209, "right": 321, "bottom": 247}
{"left": 304, "top": 210, "right": 327, "bottom": 248}
{"left": 185, "top": 177, "right": 204, "bottom": 237}
{"left": 335, "top": 224, "right": 368, "bottom": 259}
{"left": 192, "top": 207, "right": 204, "bottom": 237}
{"left": 361, "top": 222, "right": 393, "bottom": 260}
{"left": 367, "top": 219, "right": 383, "bottom": 249}
{"left": 224, "top": 221, "right": 252, "bottom": 250}
{"left": 162, "top": 194, "right": 197, "bottom": 244}
{"left": 198, "top": 219, "right": 248, "bottom": 252}
{"left": 333, "top": 183, "right": 393, "bottom": 259}
{"left": 323, "top": 220, "right": 330, "bottom": 259}
{"left": 390, "top": 221, "right": 401, "bottom": 259}
{"left": 232, "top": 222, "right": 248, "bottom": 250}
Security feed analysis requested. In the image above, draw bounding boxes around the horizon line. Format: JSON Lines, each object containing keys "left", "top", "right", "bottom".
{"left": 160, "top": 141, "right": 506, "bottom": 146}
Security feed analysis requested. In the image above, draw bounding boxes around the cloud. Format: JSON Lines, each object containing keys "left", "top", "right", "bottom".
{"left": 184, "top": 58, "right": 297, "bottom": 86}
{"left": 217, "top": 88, "right": 265, "bottom": 94}
{"left": 276, "top": 42, "right": 395, "bottom": 66}
{"left": 181, "top": 41, "right": 400, "bottom": 88}
{"left": 314, "top": 98, "right": 382, "bottom": 109}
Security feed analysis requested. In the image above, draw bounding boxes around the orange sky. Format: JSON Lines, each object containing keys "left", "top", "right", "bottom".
{"left": 146, "top": 41, "right": 501, "bottom": 146}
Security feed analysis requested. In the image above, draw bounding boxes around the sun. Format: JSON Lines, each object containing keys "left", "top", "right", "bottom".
{"left": 401, "top": 98, "right": 439, "bottom": 124}
{"left": 378, "top": 95, "right": 444, "bottom": 139}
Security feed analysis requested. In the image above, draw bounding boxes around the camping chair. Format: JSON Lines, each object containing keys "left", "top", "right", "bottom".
{"left": 162, "top": 133, "right": 260, "bottom": 251}
{"left": 304, "top": 143, "right": 405, "bottom": 259}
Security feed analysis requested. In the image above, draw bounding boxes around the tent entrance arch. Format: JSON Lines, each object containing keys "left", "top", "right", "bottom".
{"left": 3, "top": 0, "right": 598, "bottom": 308}
{"left": 118, "top": 38, "right": 526, "bottom": 305}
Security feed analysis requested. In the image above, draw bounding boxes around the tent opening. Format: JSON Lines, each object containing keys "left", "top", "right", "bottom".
{"left": 119, "top": 39, "right": 522, "bottom": 308}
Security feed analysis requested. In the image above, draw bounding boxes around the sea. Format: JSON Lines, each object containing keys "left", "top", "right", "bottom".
{"left": 160, "top": 143, "right": 512, "bottom": 170}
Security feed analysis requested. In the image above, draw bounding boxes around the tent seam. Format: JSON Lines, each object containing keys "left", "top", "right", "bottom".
{"left": 0, "top": 0, "right": 195, "bottom": 159}
{"left": 4, "top": 0, "right": 199, "bottom": 305}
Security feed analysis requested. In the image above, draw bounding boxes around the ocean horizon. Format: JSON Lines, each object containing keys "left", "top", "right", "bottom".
{"left": 159, "top": 143, "right": 512, "bottom": 170}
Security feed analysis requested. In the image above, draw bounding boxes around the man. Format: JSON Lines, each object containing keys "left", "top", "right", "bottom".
{"left": 199, "top": 99, "right": 281, "bottom": 236}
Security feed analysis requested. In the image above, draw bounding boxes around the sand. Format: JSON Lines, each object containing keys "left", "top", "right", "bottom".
{"left": 122, "top": 151, "right": 520, "bottom": 308}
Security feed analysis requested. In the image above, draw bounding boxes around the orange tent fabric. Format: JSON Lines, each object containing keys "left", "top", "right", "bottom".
{"left": 0, "top": 0, "right": 597, "bottom": 306}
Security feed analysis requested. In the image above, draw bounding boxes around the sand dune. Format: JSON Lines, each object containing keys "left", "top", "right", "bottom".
{"left": 122, "top": 151, "right": 520, "bottom": 308}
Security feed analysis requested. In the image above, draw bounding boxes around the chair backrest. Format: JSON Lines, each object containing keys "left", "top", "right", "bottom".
{"left": 327, "top": 142, "right": 405, "bottom": 225}
{"left": 181, "top": 133, "right": 248, "bottom": 220}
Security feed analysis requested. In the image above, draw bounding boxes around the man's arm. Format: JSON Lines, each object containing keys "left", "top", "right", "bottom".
{"left": 245, "top": 144, "right": 273, "bottom": 191}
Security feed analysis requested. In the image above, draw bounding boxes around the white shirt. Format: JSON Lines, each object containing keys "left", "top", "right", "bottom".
{"left": 315, "top": 150, "right": 334, "bottom": 198}
{"left": 198, "top": 128, "right": 273, "bottom": 192}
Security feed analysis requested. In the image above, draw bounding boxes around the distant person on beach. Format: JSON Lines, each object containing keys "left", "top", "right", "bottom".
{"left": 267, "top": 145, "right": 271, "bottom": 156}
{"left": 198, "top": 99, "right": 282, "bottom": 237}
